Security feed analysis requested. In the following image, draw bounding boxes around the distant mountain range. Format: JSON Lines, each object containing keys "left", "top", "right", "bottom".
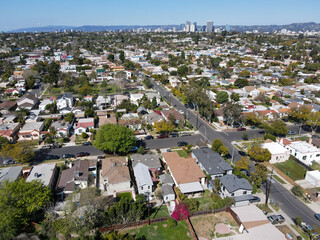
{"left": 6, "top": 22, "right": 320, "bottom": 33}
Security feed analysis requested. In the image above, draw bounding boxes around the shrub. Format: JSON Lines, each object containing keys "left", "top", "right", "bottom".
{"left": 297, "top": 236, "right": 302, "bottom": 240}
{"left": 167, "top": 218, "right": 177, "bottom": 228}
{"left": 264, "top": 133, "right": 276, "bottom": 141}
{"left": 171, "top": 203, "right": 189, "bottom": 221}
{"left": 291, "top": 185, "right": 304, "bottom": 198}
{"left": 81, "top": 132, "right": 89, "bottom": 139}
{"left": 242, "top": 132, "right": 249, "bottom": 140}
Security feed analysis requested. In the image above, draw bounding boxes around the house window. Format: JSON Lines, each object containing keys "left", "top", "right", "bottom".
{"left": 295, "top": 153, "right": 297, "bottom": 157}
{"left": 79, "top": 129, "right": 82, "bottom": 133}
{"left": 276, "top": 156, "right": 278, "bottom": 160}
{"left": 166, "top": 196, "right": 168, "bottom": 200}
{"left": 231, "top": 193, "right": 234, "bottom": 196}
{"left": 148, "top": 186, "right": 150, "bottom": 189}
{"left": 141, "top": 186, "right": 143, "bottom": 190}
{"left": 302, "top": 156, "right": 307, "bottom": 160}
{"left": 316, "top": 154, "right": 320, "bottom": 157}
{"left": 243, "top": 191, "right": 247, "bottom": 195}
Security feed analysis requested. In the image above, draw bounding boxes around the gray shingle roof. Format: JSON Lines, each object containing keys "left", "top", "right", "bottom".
{"left": 0, "top": 166, "right": 22, "bottom": 183}
{"left": 133, "top": 163, "right": 153, "bottom": 187}
{"left": 192, "top": 148, "right": 233, "bottom": 175}
{"left": 131, "top": 154, "right": 161, "bottom": 169}
{"left": 219, "top": 174, "right": 253, "bottom": 193}
{"left": 159, "top": 174, "right": 174, "bottom": 185}
{"left": 161, "top": 184, "right": 175, "bottom": 196}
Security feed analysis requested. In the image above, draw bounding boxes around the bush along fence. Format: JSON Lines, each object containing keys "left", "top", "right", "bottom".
{"left": 99, "top": 207, "right": 228, "bottom": 234}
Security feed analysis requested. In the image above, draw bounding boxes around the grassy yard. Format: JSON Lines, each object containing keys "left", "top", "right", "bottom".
{"left": 291, "top": 225, "right": 309, "bottom": 240}
{"left": 149, "top": 205, "right": 170, "bottom": 219}
{"left": 312, "top": 162, "right": 320, "bottom": 171}
{"left": 274, "top": 158, "right": 307, "bottom": 181}
{"left": 122, "top": 220, "right": 191, "bottom": 240}
{"left": 175, "top": 150, "right": 189, "bottom": 158}
{"left": 195, "top": 190, "right": 214, "bottom": 210}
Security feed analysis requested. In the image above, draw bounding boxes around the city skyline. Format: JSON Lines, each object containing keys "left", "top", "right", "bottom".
{"left": 1, "top": 0, "right": 320, "bottom": 31}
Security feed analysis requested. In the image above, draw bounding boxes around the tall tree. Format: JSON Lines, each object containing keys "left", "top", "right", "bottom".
{"left": 0, "top": 179, "right": 52, "bottom": 239}
{"left": 216, "top": 91, "right": 229, "bottom": 104}
{"left": 94, "top": 124, "right": 136, "bottom": 154}
{"left": 223, "top": 102, "right": 242, "bottom": 127}
{"left": 248, "top": 146, "right": 271, "bottom": 162}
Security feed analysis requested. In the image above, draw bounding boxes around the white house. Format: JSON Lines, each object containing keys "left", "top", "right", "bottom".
{"left": 17, "top": 93, "right": 38, "bottom": 110}
{"left": 133, "top": 163, "right": 153, "bottom": 197}
{"left": 26, "top": 163, "right": 58, "bottom": 190}
{"left": 262, "top": 142, "right": 290, "bottom": 164}
{"left": 56, "top": 93, "right": 73, "bottom": 111}
{"left": 305, "top": 170, "right": 320, "bottom": 187}
{"left": 74, "top": 118, "right": 94, "bottom": 135}
{"left": 219, "top": 174, "right": 253, "bottom": 207}
{"left": 130, "top": 93, "right": 144, "bottom": 105}
{"left": 279, "top": 139, "right": 320, "bottom": 166}
{"left": 51, "top": 121, "right": 71, "bottom": 137}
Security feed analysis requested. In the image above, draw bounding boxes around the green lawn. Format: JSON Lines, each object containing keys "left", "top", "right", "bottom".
{"left": 123, "top": 220, "right": 191, "bottom": 240}
{"left": 274, "top": 159, "right": 307, "bottom": 181}
{"left": 149, "top": 205, "right": 170, "bottom": 219}
{"left": 175, "top": 150, "right": 189, "bottom": 158}
{"left": 196, "top": 190, "right": 214, "bottom": 210}
{"left": 312, "top": 162, "right": 320, "bottom": 171}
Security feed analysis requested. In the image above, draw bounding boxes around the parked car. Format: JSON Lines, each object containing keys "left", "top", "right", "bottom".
{"left": 82, "top": 142, "right": 92, "bottom": 146}
{"left": 76, "top": 152, "right": 90, "bottom": 157}
{"left": 169, "top": 132, "right": 179, "bottom": 138}
{"left": 177, "top": 141, "right": 188, "bottom": 147}
{"left": 249, "top": 196, "right": 261, "bottom": 203}
{"left": 180, "top": 132, "right": 191, "bottom": 137}
{"left": 62, "top": 154, "right": 75, "bottom": 159}
{"left": 46, "top": 155, "right": 60, "bottom": 160}
{"left": 144, "top": 135, "right": 154, "bottom": 140}
{"left": 52, "top": 143, "right": 62, "bottom": 148}
{"left": 41, "top": 144, "right": 52, "bottom": 150}
{"left": 129, "top": 146, "right": 138, "bottom": 152}
{"left": 302, "top": 223, "right": 314, "bottom": 232}
{"left": 267, "top": 215, "right": 285, "bottom": 224}
{"left": 157, "top": 134, "right": 168, "bottom": 139}
{"left": 288, "top": 131, "right": 296, "bottom": 135}
{"left": 315, "top": 213, "right": 320, "bottom": 221}
{"left": 3, "top": 159, "right": 14, "bottom": 165}
{"left": 237, "top": 127, "right": 246, "bottom": 131}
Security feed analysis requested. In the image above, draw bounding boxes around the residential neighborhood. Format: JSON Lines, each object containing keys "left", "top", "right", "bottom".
{"left": 1, "top": 19, "right": 320, "bottom": 240}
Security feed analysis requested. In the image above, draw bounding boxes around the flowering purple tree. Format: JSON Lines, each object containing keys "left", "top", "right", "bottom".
{"left": 171, "top": 202, "right": 189, "bottom": 221}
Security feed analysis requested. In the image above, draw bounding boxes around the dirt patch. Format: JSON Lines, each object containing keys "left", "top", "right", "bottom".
{"left": 276, "top": 225, "right": 296, "bottom": 239}
{"left": 190, "top": 212, "right": 239, "bottom": 239}
{"left": 215, "top": 223, "right": 230, "bottom": 235}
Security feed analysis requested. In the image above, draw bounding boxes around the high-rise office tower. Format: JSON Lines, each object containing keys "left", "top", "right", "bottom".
{"left": 190, "top": 22, "right": 197, "bottom": 32}
{"left": 206, "top": 21, "right": 214, "bottom": 33}
{"left": 185, "top": 21, "right": 191, "bottom": 32}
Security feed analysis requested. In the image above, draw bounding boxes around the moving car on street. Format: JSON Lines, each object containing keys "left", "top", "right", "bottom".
{"left": 177, "top": 141, "right": 188, "bottom": 147}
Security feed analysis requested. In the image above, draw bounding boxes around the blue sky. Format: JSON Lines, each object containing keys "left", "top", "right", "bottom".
{"left": 1, "top": 0, "right": 320, "bottom": 31}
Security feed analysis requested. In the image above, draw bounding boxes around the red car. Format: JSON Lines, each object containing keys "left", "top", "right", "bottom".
{"left": 157, "top": 134, "right": 169, "bottom": 139}
{"left": 76, "top": 152, "right": 90, "bottom": 157}
{"left": 237, "top": 127, "right": 246, "bottom": 131}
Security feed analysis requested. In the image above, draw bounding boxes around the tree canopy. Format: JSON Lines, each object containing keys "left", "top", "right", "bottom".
{"left": 94, "top": 124, "right": 136, "bottom": 154}
{"left": 248, "top": 146, "right": 271, "bottom": 162}
{"left": 0, "top": 179, "right": 52, "bottom": 239}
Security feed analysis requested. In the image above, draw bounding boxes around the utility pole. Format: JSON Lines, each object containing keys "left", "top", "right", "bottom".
{"left": 265, "top": 168, "right": 274, "bottom": 206}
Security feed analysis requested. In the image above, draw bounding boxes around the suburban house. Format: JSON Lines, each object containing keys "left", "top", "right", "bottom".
{"left": 51, "top": 120, "right": 72, "bottom": 137}
{"left": 0, "top": 166, "right": 23, "bottom": 184}
{"left": 119, "top": 113, "right": 142, "bottom": 130}
{"left": 74, "top": 118, "right": 94, "bottom": 135}
{"left": 57, "top": 160, "right": 92, "bottom": 196}
{"left": 221, "top": 205, "right": 286, "bottom": 240}
{"left": 100, "top": 157, "right": 132, "bottom": 197}
{"left": 0, "top": 123, "right": 20, "bottom": 141}
{"left": 0, "top": 101, "right": 17, "bottom": 114}
{"left": 261, "top": 141, "right": 290, "bottom": 164}
{"left": 39, "top": 98, "right": 54, "bottom": 112}
{"left": 56, "top": 93, "right": 73, "bottom": 113}
{"left": 133, "top": 163, "right": 153, "bottom": 198}
{"left": 130, "top": 93, "right": 144, "bottom": 105}
{"left": 26, "top": 163, "right": 58, "bottom": 190}
{"left": 279, "top": 138, "right": 320, "bottom": 166}
{"left": 95, "top": 95, "right": 112, "bottom": 109}
{"left": 162, "top": 152, "right": 205, "bottom": 194}
{"left": 192, "top": 147, "right": 233, "bottom": 179}
{"left": 144, "top": 111, "right": 164, "bottom": 125}
{"left": 18, "top": 122, "right": 44, "bottom": 141}
{"left": 219, "top": 174, "right": 253, "bottom": 206}
{"left": 160, "top": 174, "right": 175, "bottom": 202}
{"left": 17, "top": 93, "right": 38, "bottom": 110}
{"left": 161, "top": 110, "right": 184, "bottom": 124}
{"left": 305, "top": 170, "right": 320, "bottom": 187}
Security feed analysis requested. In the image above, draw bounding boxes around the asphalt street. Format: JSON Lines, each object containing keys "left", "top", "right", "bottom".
{"left": 144, "top": 134, "right": 205, "bottom": 149}
{"left": 150, "top": 78, "right": 320, "bottom": 226}
{"left": 262, "top": 180, "right": 320, "bottom": 226}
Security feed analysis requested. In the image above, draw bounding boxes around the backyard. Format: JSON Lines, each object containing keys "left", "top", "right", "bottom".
{"left": 195, "top": 190, "right": 214, "bottom": 210}
{"left": 149, "top": 205, "right": 170, "bottom": 219}
{"left": 274, "top": 158, "right": 307, "bottom": 181}
{"left": 191, "top": 212, "right": 239, "bottom": 239}
{"left": 121, "top": 220, "right": 192, "bottom": 240}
